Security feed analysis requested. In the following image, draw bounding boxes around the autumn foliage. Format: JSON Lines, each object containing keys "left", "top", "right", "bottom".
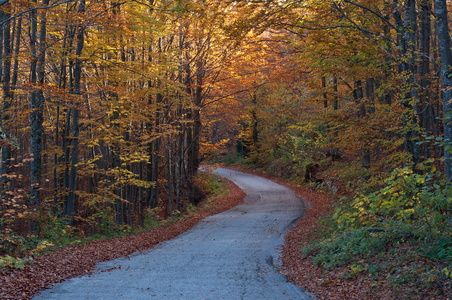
{"left": 0, "top": 0, "right": 451, "bottom": 298}
{"left": 0, "top": 0, "right": 241, "bottom": 253}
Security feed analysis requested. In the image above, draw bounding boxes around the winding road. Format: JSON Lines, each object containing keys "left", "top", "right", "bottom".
{"left": 34, "top": 168, "right": 313, "bottom": 300}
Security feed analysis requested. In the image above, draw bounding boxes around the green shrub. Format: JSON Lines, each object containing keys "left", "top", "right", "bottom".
{"left": 0, "top": 255, "right": 35, "bottom": 270}
{"left": 302, "top": 228, "right": 390, "bottom": 269}
{"left": 334, "top": 168, "right": 452, "bottom": 234}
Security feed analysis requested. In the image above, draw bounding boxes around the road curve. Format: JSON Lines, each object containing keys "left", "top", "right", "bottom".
{"left": 34, "top": 168, "right": 313, "bottom": 300}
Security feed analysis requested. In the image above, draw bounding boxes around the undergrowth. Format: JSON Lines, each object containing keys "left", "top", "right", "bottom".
{"left": 303, "top": 168, "right": 452, "bottom": 298}
{"left": 0, "top": 172, "right": 229, "bottom": 270}
{"left": 224, "top": 146, "right": 452, "bottom": 298}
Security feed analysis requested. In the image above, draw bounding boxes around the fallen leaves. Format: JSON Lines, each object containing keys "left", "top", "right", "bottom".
{"left": 0, "top": 180, "right": 245, "bottom": 300}
{"left": 225, "top": 166, "right": 393, "bottom": 299}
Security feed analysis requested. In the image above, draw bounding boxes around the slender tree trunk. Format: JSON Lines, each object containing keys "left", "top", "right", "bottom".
{"left": 166, "top": 134, "right": 173, "bottom": 216}
{"left": 354, "top": 79, "right": 371, "bottom": 174}
{"left": 11, "top": 16, "right": 21, "bottom": 90}
{"left": 54, "top": 26, "right": 71, "bottom": 212}
{"left": 383, "top": 14, "right": 393, "bottom": 106}
{"left": 407, "top": 0, "right": 420, "bottom": 166}
{"left": 362, "top": 78, "right": 375, "bottom": 172}
{"left": 192, "top": 88, "right": 202, "bottom": 173}
{"left": 188, "top": 50, "right": 205, "bottom": 185}
{"left": 395, "top": 0, "right": 420, "bottom": 166}
{"left": 1, "top": 7, "right": 12, "bottom": 179}
{"left": 322, "top": 76, "right": 327, "bottom": 108}
{"left": 66, "top": 108, "right": 79, "bottom": 222}
{"left": 0, "top": 11, "right": 3, "bottom": 85}
{"left": 29, "top": 1, "right": 39, "bottom": 204}
{"left": 251, "top": 91, "right": 258, "bottom": 152}
{"left": 138, "top": 160, "right": 144, "bottom": 226}
{"left": 62, "top": 108, "right": 71, "bottom": 215}
{"left": 147, "top": 92, "right": 162, "bottom": 209}
{"left": 66, "top": 0, "right": 86, "bottom": 223}
{"left": 176, "top": 103, "right": 184, "bottom": 210}
{"left": 419, "top": 0, "right": 432, "bottom": 160}
{"left": 434, "top": 0, "right": 452, "bottom": 179}
{"left": 354, "top": 80, "right": 364, "bottom": 116}
{"left": 333, "top": 76, "right": 338, "bottom": 111}
{"left": 30, "top": 0, "right": 49, "bottom": 205}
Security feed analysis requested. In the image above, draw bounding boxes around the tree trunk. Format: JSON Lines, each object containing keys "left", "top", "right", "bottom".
{"left": 166, "top": 134, "right": 174, "bottom": 216}
{"left": 434, "top": 0, "right": 452, "bottom": 179}
{"left": 147, "top": 92, "right": 162, "bottom": 209}
{"left": 66, "top": 0, "right": 86, "bottom": 223}
{"left": 322, "top": 76, "right": 327, "bottom": 108}
{"left": 0, "top": 7, "right": 12, "bottom": 179}
{"left": 333, "top": 76, "right": 338, "bottom": 111}
{"left": 419, "top": 0, "right": 432, "bottom": 160}
{"left": 30, "top": 0, "right": 49, "bottom": 205}
{"left": 394, "top": 0, "right": 420, "bottom": 166}
{"left": 251, "top": 91, "right": 259, "bottom": 152}
{"left": 62, "top": 108, "right": 71, "bottom": 215}
{"left": 11, "top": 16, "right": 21, "bottom": 90}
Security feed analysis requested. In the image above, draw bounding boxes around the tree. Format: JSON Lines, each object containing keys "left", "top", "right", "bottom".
{"left": 434, "top": 0, "right": 452, "bottom": 180}
{"left": 30, "top": 0, "right": 49, "bottom": 205}
{"left": 0, "top": 2, "right": 12, "bottom": 179}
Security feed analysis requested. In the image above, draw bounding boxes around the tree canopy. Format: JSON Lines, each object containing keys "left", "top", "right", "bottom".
{"left": 0, "top": 3, "right": 451, "bottom": 295}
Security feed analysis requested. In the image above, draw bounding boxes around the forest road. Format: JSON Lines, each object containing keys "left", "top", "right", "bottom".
{"left": 34, "top": 168, "right": 314, "bottom": 300}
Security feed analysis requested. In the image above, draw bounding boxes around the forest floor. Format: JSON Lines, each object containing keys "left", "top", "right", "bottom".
{"left": 2, "top": 167, "right": 449, "bottom": 299}
{"left": 222, "top": 166, "right": 378, "bottom": 298}
{"left": 236, "top": 169, "right": 390, "bottom": 299}
{"left": 0, "top": 179, "right": 246, "bottom": 300}
{"left": 226, "top": 166, "right": 450, "bottom": 300}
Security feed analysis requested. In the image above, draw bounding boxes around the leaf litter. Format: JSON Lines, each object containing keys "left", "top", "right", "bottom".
{"left": 0, "top": 180, "right": 245, "bottom": 300}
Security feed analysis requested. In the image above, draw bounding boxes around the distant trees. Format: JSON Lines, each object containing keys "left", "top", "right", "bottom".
{"left": 201, "top": 0, "right": 452, "bottom": 191}
{"left": 230, "top": 0, "right": 449, "bottom": 176}
{"left": 0, "top": 0, "right": 239, "bottom": 241}
{"left": 1, "top": 0, "right": 452, "bottom": 248}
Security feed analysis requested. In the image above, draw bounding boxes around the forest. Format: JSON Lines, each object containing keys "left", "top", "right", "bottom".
{"left": 0, "top": 0, "right": 451, "bottom": 298}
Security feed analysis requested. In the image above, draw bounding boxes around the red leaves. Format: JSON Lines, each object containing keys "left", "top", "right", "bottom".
{"left": 0, "top": 180, "right": 245, "bottom": 300}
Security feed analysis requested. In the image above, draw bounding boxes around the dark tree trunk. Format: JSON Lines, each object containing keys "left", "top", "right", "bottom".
{"left": 354, "top": 80, "right": 370, "bottom": 175}
{"left": 419, "top": 0, "right": 432, "bottom": 160}
{"left": 394, "top": 0, "right": 420, "bottom": 166}
{"left": 192, "top": 84, "right": 202, "bottom": 173}
{"left": 434, "top": 0, "right": 452, "bottom": 179}
{"left": 11, "top": 16, "right": 20, "bottom": 89}
{"left": 29, "top": 1, "right": 39, "bottom": 204}
{"left": 30, "top": 0, "right": 49, "bottom": 205}
{"left": 0, "top": 7, "right": 12, "bottom": 179}
{"left": 147, "top": 92, "right": 162, "bottom": 209}
{"left": 322, "top": 76, "right": 327, "bottom": 108}
{"left": 66, "top": 0, "right": 85, "bottom": 223}
{"left": 353, "top": 80, "right": 364, "bottom": 116}
{"left": 62, "top": 107, "right": 71, "bottom": 212}
{"left": 333, "top": 76, "right": 338, "bottom": 111}
{"left": 251, "top": 91, "right": 258, "bottom": 150}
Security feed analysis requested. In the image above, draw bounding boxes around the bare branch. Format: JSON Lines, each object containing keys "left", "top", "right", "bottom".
{"left": 343, "top": 0, "right": 398, "bottom": 31}
{"left": 0, "top": 0, "right": 78, "bottom": 26}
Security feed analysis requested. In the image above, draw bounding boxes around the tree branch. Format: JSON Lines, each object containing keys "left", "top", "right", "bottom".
{"left": 0, "top": 0, "right": 78, "bottom": 26}
{"left": 343, "top": 0, "right": 398, "bottom": 31}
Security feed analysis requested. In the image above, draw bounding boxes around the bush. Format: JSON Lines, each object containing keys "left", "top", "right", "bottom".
{"left": 302, "top": 228, "right": 390, "bottom": 269}
{"left": 303, "top": 168, "right": 452, "bottom": 297}
{"left": 334, "top": 168, "right": 452, "bottom": 235}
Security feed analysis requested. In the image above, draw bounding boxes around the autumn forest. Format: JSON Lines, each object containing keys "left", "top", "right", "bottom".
{"left": 1, "top": 0, "right": 451, "bottom": 298}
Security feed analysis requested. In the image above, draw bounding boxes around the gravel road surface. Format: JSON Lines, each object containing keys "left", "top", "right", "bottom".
{"left": 34, "top": 168, "right": 313, "bottom": 300}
